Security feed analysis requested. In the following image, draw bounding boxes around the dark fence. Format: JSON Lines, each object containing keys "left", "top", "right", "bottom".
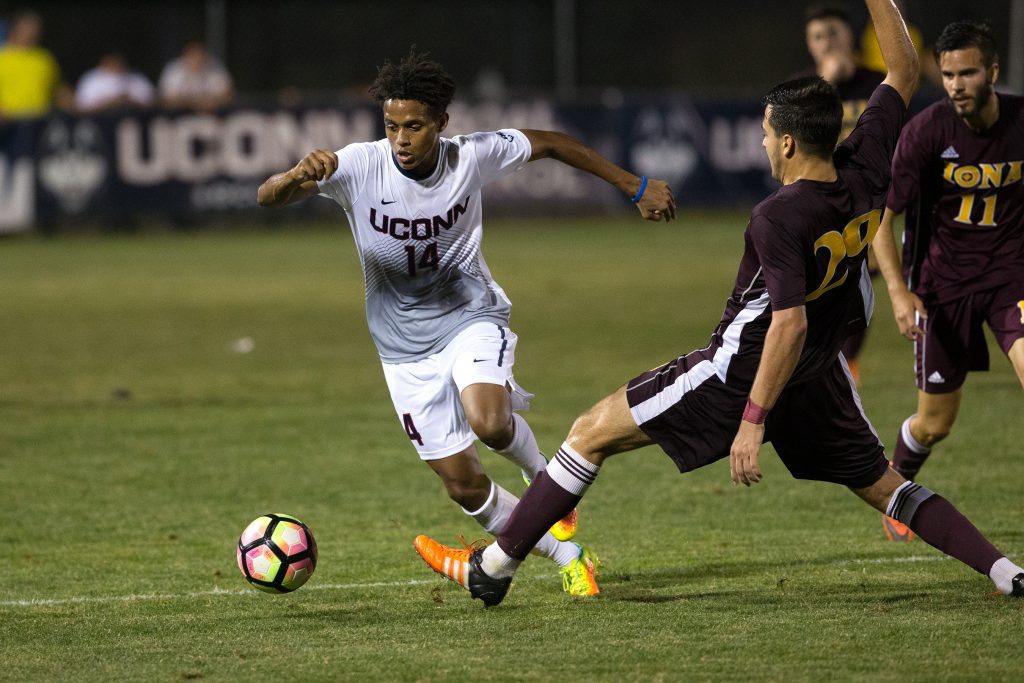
{"left": 0, "top": 95, "right": 789, "bottom": 232}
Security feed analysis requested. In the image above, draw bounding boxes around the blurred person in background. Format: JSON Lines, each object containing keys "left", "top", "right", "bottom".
{"left": 75, "top": 51, "right": 155, "bottom": 113}
{"left": 0, "top": 10, "right": 72, "bottom": 120}
{"left": 794, "top": 2, "right": 885, "bottom": 385}
{"left": 158, "top": 40, "right": 233, "bottom": 111}
{"left": 796, "top": 2, "right": 885, "bottom": 140}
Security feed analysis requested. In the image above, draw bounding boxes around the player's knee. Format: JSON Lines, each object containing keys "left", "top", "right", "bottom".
{"left": 442, "top": 474, "right": 491, "bottom": 510}
{"left": 469, "top": 412, "right": 513, "bottom": 450}
{"left": 915, "top": 415, "right": 953, "bottom": 446}
{"left": 566, "top": 405, "right": 614, "bottom": 459}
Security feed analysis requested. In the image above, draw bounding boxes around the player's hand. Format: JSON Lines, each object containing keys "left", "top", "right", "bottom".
{"left": 636, "top": 178, "right": 676, "bottom": 222}
{"left": 819, "top": 53, "right": 855, "bottom": 83}
{"left": 288, "top": 149, "right": 339, "bottom": 184}
{"left": 889, "top": 286, "right": 927, "bottom": 340}
{"left": 730, "top": 420, "right": 765, "bottom": 486}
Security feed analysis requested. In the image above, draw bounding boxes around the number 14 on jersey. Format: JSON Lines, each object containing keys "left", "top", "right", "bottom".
{"left": 405, "top": 243, "right": 440, "bottom": 277}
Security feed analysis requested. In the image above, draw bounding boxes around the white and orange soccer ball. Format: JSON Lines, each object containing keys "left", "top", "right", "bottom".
{"left": 236, "top": 513, "right": 318, "bottom": 593}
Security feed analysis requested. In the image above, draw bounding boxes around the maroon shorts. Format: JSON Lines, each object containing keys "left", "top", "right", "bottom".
{"left": 627, "top": 354, "right": 888, "bottom": 488}
{"left": 917, "top": 282, "right": 1024, "bottom": 393}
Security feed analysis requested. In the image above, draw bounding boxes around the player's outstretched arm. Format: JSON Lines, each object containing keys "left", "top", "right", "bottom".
{"left": 257, "top": 149, "right": 339, "bottom": 208}
{"left": 730, "top": 305, "right": 806, "bottom": 487}
{"left": 864, "top": 0, "right": 919, "bottom": 105}
{"left": 521, "top": 129, "right": 676, "bottom": 222}
{"left": 873, "top": 207, "right": 927, "bottom": 339}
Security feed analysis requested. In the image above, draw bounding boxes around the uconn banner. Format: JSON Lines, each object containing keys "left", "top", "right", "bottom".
{"left": 0, "top": 99, "right": 774, "bottom": 232}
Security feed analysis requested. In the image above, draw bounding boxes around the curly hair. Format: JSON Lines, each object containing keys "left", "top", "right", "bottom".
{"left": 934, "top": 20, "right": 998, "bottom": 68}
{"left": 369, "top": 50, "right": 456, "bottom": 118}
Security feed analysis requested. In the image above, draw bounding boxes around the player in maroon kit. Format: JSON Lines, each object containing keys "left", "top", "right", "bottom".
{"left": 873, "top": 20, "right": 1024, "bottom": 542}
{"left": 413, "top": 0, "right": 1024, "bottom": 606}
{"left": 794, "top": 3, "right": 886, "bottom": 386}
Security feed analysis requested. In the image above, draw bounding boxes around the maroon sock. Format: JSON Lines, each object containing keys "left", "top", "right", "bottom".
{"left": 497, "top": 471, "right": 581, "bottom": 560}
{"left": 909, "top": 495, "right": 1003, "bottom": 575}
{"left": 891, "top": 428, "right": 931, "bottom": 481}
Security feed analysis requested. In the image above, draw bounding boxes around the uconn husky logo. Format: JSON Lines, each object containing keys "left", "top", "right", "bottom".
{"left": 369, "top": 196, "right": 470, "bottom": 240}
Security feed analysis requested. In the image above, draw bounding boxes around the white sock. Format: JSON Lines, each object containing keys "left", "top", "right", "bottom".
{"left": 989, "top": 557, "right": 1024, "bottom": 595}
{"left": 480, "top": 542, "right": 521, "bottom": 579}
{"left": 546, "top": 442, "right": 600, "bottom": 496}
{"left": 490, "top": 413, "right": 547, "bottom": 480}
{"left": 463, "top": 482, "right": 516, "bottom": 534}
{"left": 479, "top": 538, "right": 577, "bottom": 577}
{"left": 902, "top": 415, "right": 931, "bottom": 454}
{"left": 467, "top": 482, "right": 583, "bottom": 575}
{"left": 534, "top": 535, "right": 582, "bottom": 568}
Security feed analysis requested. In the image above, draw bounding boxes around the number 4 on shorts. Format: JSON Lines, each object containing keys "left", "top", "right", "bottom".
{"left": 403, "top": 413, "right": 424, "bottom": 446}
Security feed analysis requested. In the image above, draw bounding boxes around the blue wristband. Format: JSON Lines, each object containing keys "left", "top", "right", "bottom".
{"left": 630, "top": 175, "right": 648, "bottom": 204}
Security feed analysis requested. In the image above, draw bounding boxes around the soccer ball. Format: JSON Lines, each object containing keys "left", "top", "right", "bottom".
{"left": 236, "top": 513, "right": 318, "bottom": 593}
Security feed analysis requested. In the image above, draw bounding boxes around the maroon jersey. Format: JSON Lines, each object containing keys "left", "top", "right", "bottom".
{"left": 887, "top": 93, "right": 1024, "bottom": 303}
{"left": 713, "top": 84, "right": 906, "bottom": 389}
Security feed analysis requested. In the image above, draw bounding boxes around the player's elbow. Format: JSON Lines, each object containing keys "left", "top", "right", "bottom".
{"left": 525, "top": 129, "right": 576, "bottom": 162}
{"left": 886, "top": 52, "right": 921, "bottom": 105}
{"left": 256, "top": 184, "right": 278, "bottom": 208}
{"left": 775, "top": 308, "right": 808, "bottom": 342}
{"left": 787, "top": 319, "right": 809, "bottom": 346}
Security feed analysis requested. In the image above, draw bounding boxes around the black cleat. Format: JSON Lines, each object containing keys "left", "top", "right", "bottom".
{"left": 467, "top": 548, "right": 512, "bottom": 607}
{"left": 414, "top": 534, "right": 512, "bottom": 607}
{"left": 1011, "top": 573, "right": 1024, "bottom": 598}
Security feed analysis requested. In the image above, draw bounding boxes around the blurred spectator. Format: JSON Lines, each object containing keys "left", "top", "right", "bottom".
{"left": 793, "top": 3, "right": 884, "bottom": 139}
{"left": 75, "top": 52, "right": 155, "bottom": 113}
{"left": 0, "top": 10, "right": 72, "bottom": 120}
{"left": 158, "top": 40, "right": 233, "bottom": 110}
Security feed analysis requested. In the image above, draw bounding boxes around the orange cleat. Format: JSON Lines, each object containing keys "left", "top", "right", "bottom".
{"left": 413, "top": 535, "right": 512, "bottom": 606}
{"left": 882, "top": 515, "right": 915, "bottom": 542}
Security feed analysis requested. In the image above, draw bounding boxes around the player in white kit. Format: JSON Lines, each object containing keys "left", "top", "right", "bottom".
{"left": 257, "top": 51, "right": 675, "bottom": 596}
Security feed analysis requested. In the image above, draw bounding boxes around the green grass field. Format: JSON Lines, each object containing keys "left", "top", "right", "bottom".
{"left": 2, "top": 212, "right": 1022, "bottom": 681}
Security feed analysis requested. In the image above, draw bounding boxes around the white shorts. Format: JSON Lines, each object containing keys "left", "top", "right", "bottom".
{"left": 380, "top": 322, "right": 534, "bottom": 460}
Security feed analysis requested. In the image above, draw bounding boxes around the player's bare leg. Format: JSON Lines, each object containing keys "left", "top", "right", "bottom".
{"left": 426, "top": 446, "right": 493, "bottom": 511}
{"left": 1006, "top": 338, "right": 1024, "bottom": 387}
{"left": 853, "top": 466, "right": 1024, "bottom": 596}
{"left": 891, "top": 389, "right": 961, "bottom": 479}
{"left": 462, "top": 382, "right": 545, "bottom": 477}
{"left": 425, "top": 445, "right": 581, "bottom": 572}
{"left": 564, "top": 385, "right": 657, "bottom": 463}
{"left": 462, "top": 381, "right": 577, "bottom": 540}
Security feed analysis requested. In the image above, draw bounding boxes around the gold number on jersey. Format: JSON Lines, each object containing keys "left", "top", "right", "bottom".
{"left": 1017, "top": 300, "right": 1024, "bottom": 324}
{"left": 806, "top": 232, "right": 847, "bottom": 302}
{"left": 805, "top": 209, "right": 881, "bottom": 302}
{"left": 953, "top": 192, "right": 998, "bottom": 227}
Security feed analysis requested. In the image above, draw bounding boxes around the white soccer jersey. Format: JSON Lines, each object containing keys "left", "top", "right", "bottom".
{"left": 317, "top": 129, "right": 532, "bottom": 362}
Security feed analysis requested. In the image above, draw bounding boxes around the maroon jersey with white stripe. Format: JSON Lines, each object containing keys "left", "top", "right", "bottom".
{"left": 887, "top": 94, "right": 1024, "bottom": 303}
{"left": 713, "top": 85, "right": 906, "bottom": 389}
